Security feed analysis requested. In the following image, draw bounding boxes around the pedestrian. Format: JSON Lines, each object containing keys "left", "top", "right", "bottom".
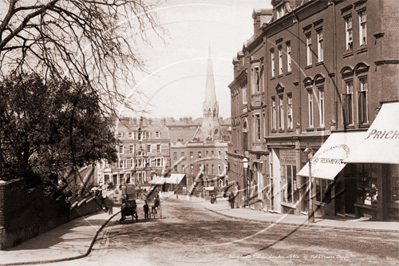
{"left": 228, "top": 191, "right": 235, "bottom": 209}
{"left": 143, "top": 200, "right": 149, "bottom": 219}
{"left": 104, "top": 195, "right": 114, "bottom": 215}
{"left": 152, "top": 195, "right": 160, "bottom": 215}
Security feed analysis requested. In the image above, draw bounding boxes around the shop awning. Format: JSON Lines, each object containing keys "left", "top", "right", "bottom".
{"left": 297, "top": 132, "right": 367, "bottom": 180}
{"left": 148, "top": 176, "right": 166, "bottom": 185}
{"left": 344, "top": 102, "right": 399, "bottom": 164}
{"left": 165, "top": 174, "right": 186, "bottom": 184}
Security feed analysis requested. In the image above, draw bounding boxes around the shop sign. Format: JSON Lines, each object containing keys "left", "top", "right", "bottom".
{"left": 280, "top": 149, "right": 296, "bottom": 165}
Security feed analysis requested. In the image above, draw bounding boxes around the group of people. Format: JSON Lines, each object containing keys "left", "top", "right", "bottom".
{"left": 142, "top": 195, "right": 160, "bottom": 219}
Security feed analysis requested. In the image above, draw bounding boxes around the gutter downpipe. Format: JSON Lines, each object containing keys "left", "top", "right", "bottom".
{"left": 292, "top": 10, "right": 302, "bottom": 137}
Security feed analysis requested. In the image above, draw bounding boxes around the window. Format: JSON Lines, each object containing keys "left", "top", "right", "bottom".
{"left": 119, "top": 159, "right": 124, "bottom": 168}
{"left": 206, "top": 164, "right": 209, "bottom": 173}
{"left": 156, "top": 158, "right": 162, "bottom": 167}
{"left": 260, "top": 65, "right": 265, "bottom": 92}
{"left": 276, "top": 4, "right": 285, "bottom": 19}
{"left": 287, "top": 42, "right": 292, "bottom": 72}
{"left": 129, "top": 144, "right": 134, "bottom": 154}
{"left": 271, "top": 97, "right": 277, "bottom": 131}
{"left": 198, "top": 151, "right": 202, "bottom": 158}
{"left": 155, "top": 131, "right": 160, "bottom": 138}
{"left": 317, "top": 29, "right": 323, "bottom": 62}
{"left": 190, "top": 164, "right": 193, "bottom": 174}
{"left": 190, "top": 151, "right": 193, "bottom": 159}
{"left": 157, "top": 144, "right": 161, "bottom": 153}
{"left": 211, "top": 151, "right": 214, "bottom": 157}
{"left": 252, "top": 66, "right": 260, "bottom": 93}
{"left": 212, "top": 164, "right": 214, "bottom": 174}
{"left": 287, "top": 94, "right": 293, "bottom": 130}
{"left": 206, "top": 151, "right": 209, "bottom": 157}
{"left": 282, "top": 165, "right": 297, "bottom": 204}
{"left": 119, "top": 144, "right": 124, "bottom": 154}
{"left": 256, "top": 114, "right": 261, "bottom": 140}
{"left": 354, "top": 164, "right": 379, "bottom": 206}
{"left": 181, "top": 152, "right": 185, "bottom": 157}
{"left": 263, "top": 112, "right": 266, "bottom": 137}
{"left": 174, "top": 152, "right": 177, "bottom": 160}
{"left": 345, "top": 16, "right": 353, "bottom": 50}
{"left": 242, "top": 87, "right": 247, "bottom": 104}
{"left": 147, "top": 144, "right": 151, "bottom": 153}
{"left": 359, "top": 10, "right": 367, "bottom": 46}
{"left": 118, "top": 132, "right": 123, "bottom": 138}
{"left": 278, "top": 95, "right": 284, "bottom": 130}
{"left": 218, "top": 165, "right": 222, "bottom": 175}
{"left": 147, "top": 158, "right": 151, "bottom": 167}
{"left": 271, "top": 49, "right": 275, "bottom": 77}
{"left": 137, "top": 132, "right": 141, "bottom": 141}
{"left": 306, "top": 34, "right": 312, "bottom": 66}
{"left": 318, "top": 88, "right": 325, "bottom": 128}
{"left": 308, "top": 90, "right": 314, "bottom": 128}
{"left": 133, "top": 132, "right": 137, "bottom": 140}
{"left": 218, "top": 150, "right": 221, "bottom": 158}
{"left": 358, "top": 77, "right": 369, "bottom": 124}
{"left": 342, "top": 80, "right": 354, "bottom": 126}
{"left": 128, "top": 132, "right": 132, "bottom": 138}
{"left": 315, "top": 178, "right": 332, "bottom": 202}
{"left": 278, "top": 46, "right": 283, "bottom": 75}
{"left": 181, "top": 164, "right": 185, "bottom": 172}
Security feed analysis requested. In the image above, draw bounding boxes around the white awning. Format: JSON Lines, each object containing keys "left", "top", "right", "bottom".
{"left": 165, "top": 174, "right": 186, "bottom": 184}
{"left": 148, "top": 176, "right": 166, "bottom": 185}
{"left": 297, "top": 132, "right": 367, "bottom": 180}
{"left": 344, "top": 102, "right": 399, "bottom": 164}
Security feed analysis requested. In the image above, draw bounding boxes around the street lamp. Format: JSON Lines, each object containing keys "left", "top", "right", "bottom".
{"left": 242, "top": 157, "right": 249, "bottom": 207}
{"left": 304, "top": 147, "right": 315, "bottom": 224}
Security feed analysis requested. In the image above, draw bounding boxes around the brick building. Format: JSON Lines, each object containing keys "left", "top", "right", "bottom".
{"left": 228, "top": 0, "right": 399, "bottom": 220}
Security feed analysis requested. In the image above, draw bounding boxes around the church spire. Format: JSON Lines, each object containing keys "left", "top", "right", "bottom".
{"left": 204, "top": 46, "right": 217, "bottom": 107}
{"left": 201, "top": 46, "right": 220, "bottom": 141}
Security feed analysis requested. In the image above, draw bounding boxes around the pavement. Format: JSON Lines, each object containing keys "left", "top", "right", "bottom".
{"left": 0, "top": 193, "right": 398, "bottom": 265}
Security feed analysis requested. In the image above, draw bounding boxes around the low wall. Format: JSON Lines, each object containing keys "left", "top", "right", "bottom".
{"left": 0, "top": 179, "right": 102, "bottom": 250}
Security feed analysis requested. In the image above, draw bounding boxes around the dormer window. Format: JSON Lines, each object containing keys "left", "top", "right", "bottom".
{"left": 276, "top": 4, "right": 285, "bottom": 19}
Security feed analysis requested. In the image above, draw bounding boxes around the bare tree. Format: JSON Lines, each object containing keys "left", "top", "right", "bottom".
{"left": 0, "top": 0, "right": 164, "bottom": 114}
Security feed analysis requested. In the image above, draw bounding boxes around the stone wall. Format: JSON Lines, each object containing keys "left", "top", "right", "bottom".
{"left": 0, "top": 178, "right": 102, "bottom": 250}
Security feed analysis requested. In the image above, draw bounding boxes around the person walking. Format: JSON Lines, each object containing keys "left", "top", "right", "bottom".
{"left": 143, "top": 200, "right": 149, "bottom": 219}
{"left": 104, "top": 195, "right": 114, "bottom": 215}
{"left": 228, "top": 191, "right": 235, "bottom": 209}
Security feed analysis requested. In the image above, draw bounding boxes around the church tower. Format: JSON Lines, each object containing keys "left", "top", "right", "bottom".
{"left": 201, "top": 47, "right": 221, "bottom": 141}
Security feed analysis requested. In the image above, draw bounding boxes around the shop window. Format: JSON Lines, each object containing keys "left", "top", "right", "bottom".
{"left": 282, "top": 165, "right": 297, "bottom": 204}
{"left": 391, "top": 165, "right": 399, "bottom": 202}
{"left": 356, "top": 164, "right": 379, "bottom": 206}
{"left": 315, "top": 178, "right": 332, "bottom": 202}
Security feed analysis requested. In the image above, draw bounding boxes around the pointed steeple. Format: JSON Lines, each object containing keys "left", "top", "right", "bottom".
{"left": 201, "top": 47, "right": 221, "bottom": 141}
{"left": 204, "top": 46, "right": 217, "bottom": 107}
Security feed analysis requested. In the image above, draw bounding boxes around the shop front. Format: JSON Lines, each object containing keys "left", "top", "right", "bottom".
{"left": 344, "top": 102, "right": 399, "bottom": 220}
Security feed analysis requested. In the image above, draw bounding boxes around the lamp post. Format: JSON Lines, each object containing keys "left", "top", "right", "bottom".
{"left": 242, "top": 157, "right": 248, "bottom": 206}
{"left": 304, "top": 147, "right": 315, "bottom": 224}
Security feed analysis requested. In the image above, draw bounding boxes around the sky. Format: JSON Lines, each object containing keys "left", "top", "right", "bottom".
{"left": 120, "top": 0, "right": 272, "bottom": 120}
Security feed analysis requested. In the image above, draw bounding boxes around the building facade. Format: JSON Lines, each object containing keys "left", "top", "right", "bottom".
{"left": 96, "top": 117, "right": 171, "bottom": 189}
{"left": 169, "top": 48, "right": 230, "bottom": 192}
{"left": 228, "top": 0, "right": 399, "bottom": 220}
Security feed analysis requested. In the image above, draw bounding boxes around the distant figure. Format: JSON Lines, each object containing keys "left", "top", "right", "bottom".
{"left": 104, "top": 196, "right": 114, "bottom": 215}
{"left": 228, "top": 191, "right": 235, "bottom": 209}
{"left": 143, "top": 200, "right": 149, "bottom": 219}
{"left": 152, "top": 195, "right": 160, "bottom": 214}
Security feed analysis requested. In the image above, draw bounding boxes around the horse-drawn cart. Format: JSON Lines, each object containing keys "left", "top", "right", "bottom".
{"left": 120, "top": 199, "right": 138, "bottom": 223}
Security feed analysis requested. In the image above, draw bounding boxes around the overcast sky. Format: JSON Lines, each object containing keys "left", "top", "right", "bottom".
{"left": 121, "top": 0, "right": 272, "bottom": 120}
